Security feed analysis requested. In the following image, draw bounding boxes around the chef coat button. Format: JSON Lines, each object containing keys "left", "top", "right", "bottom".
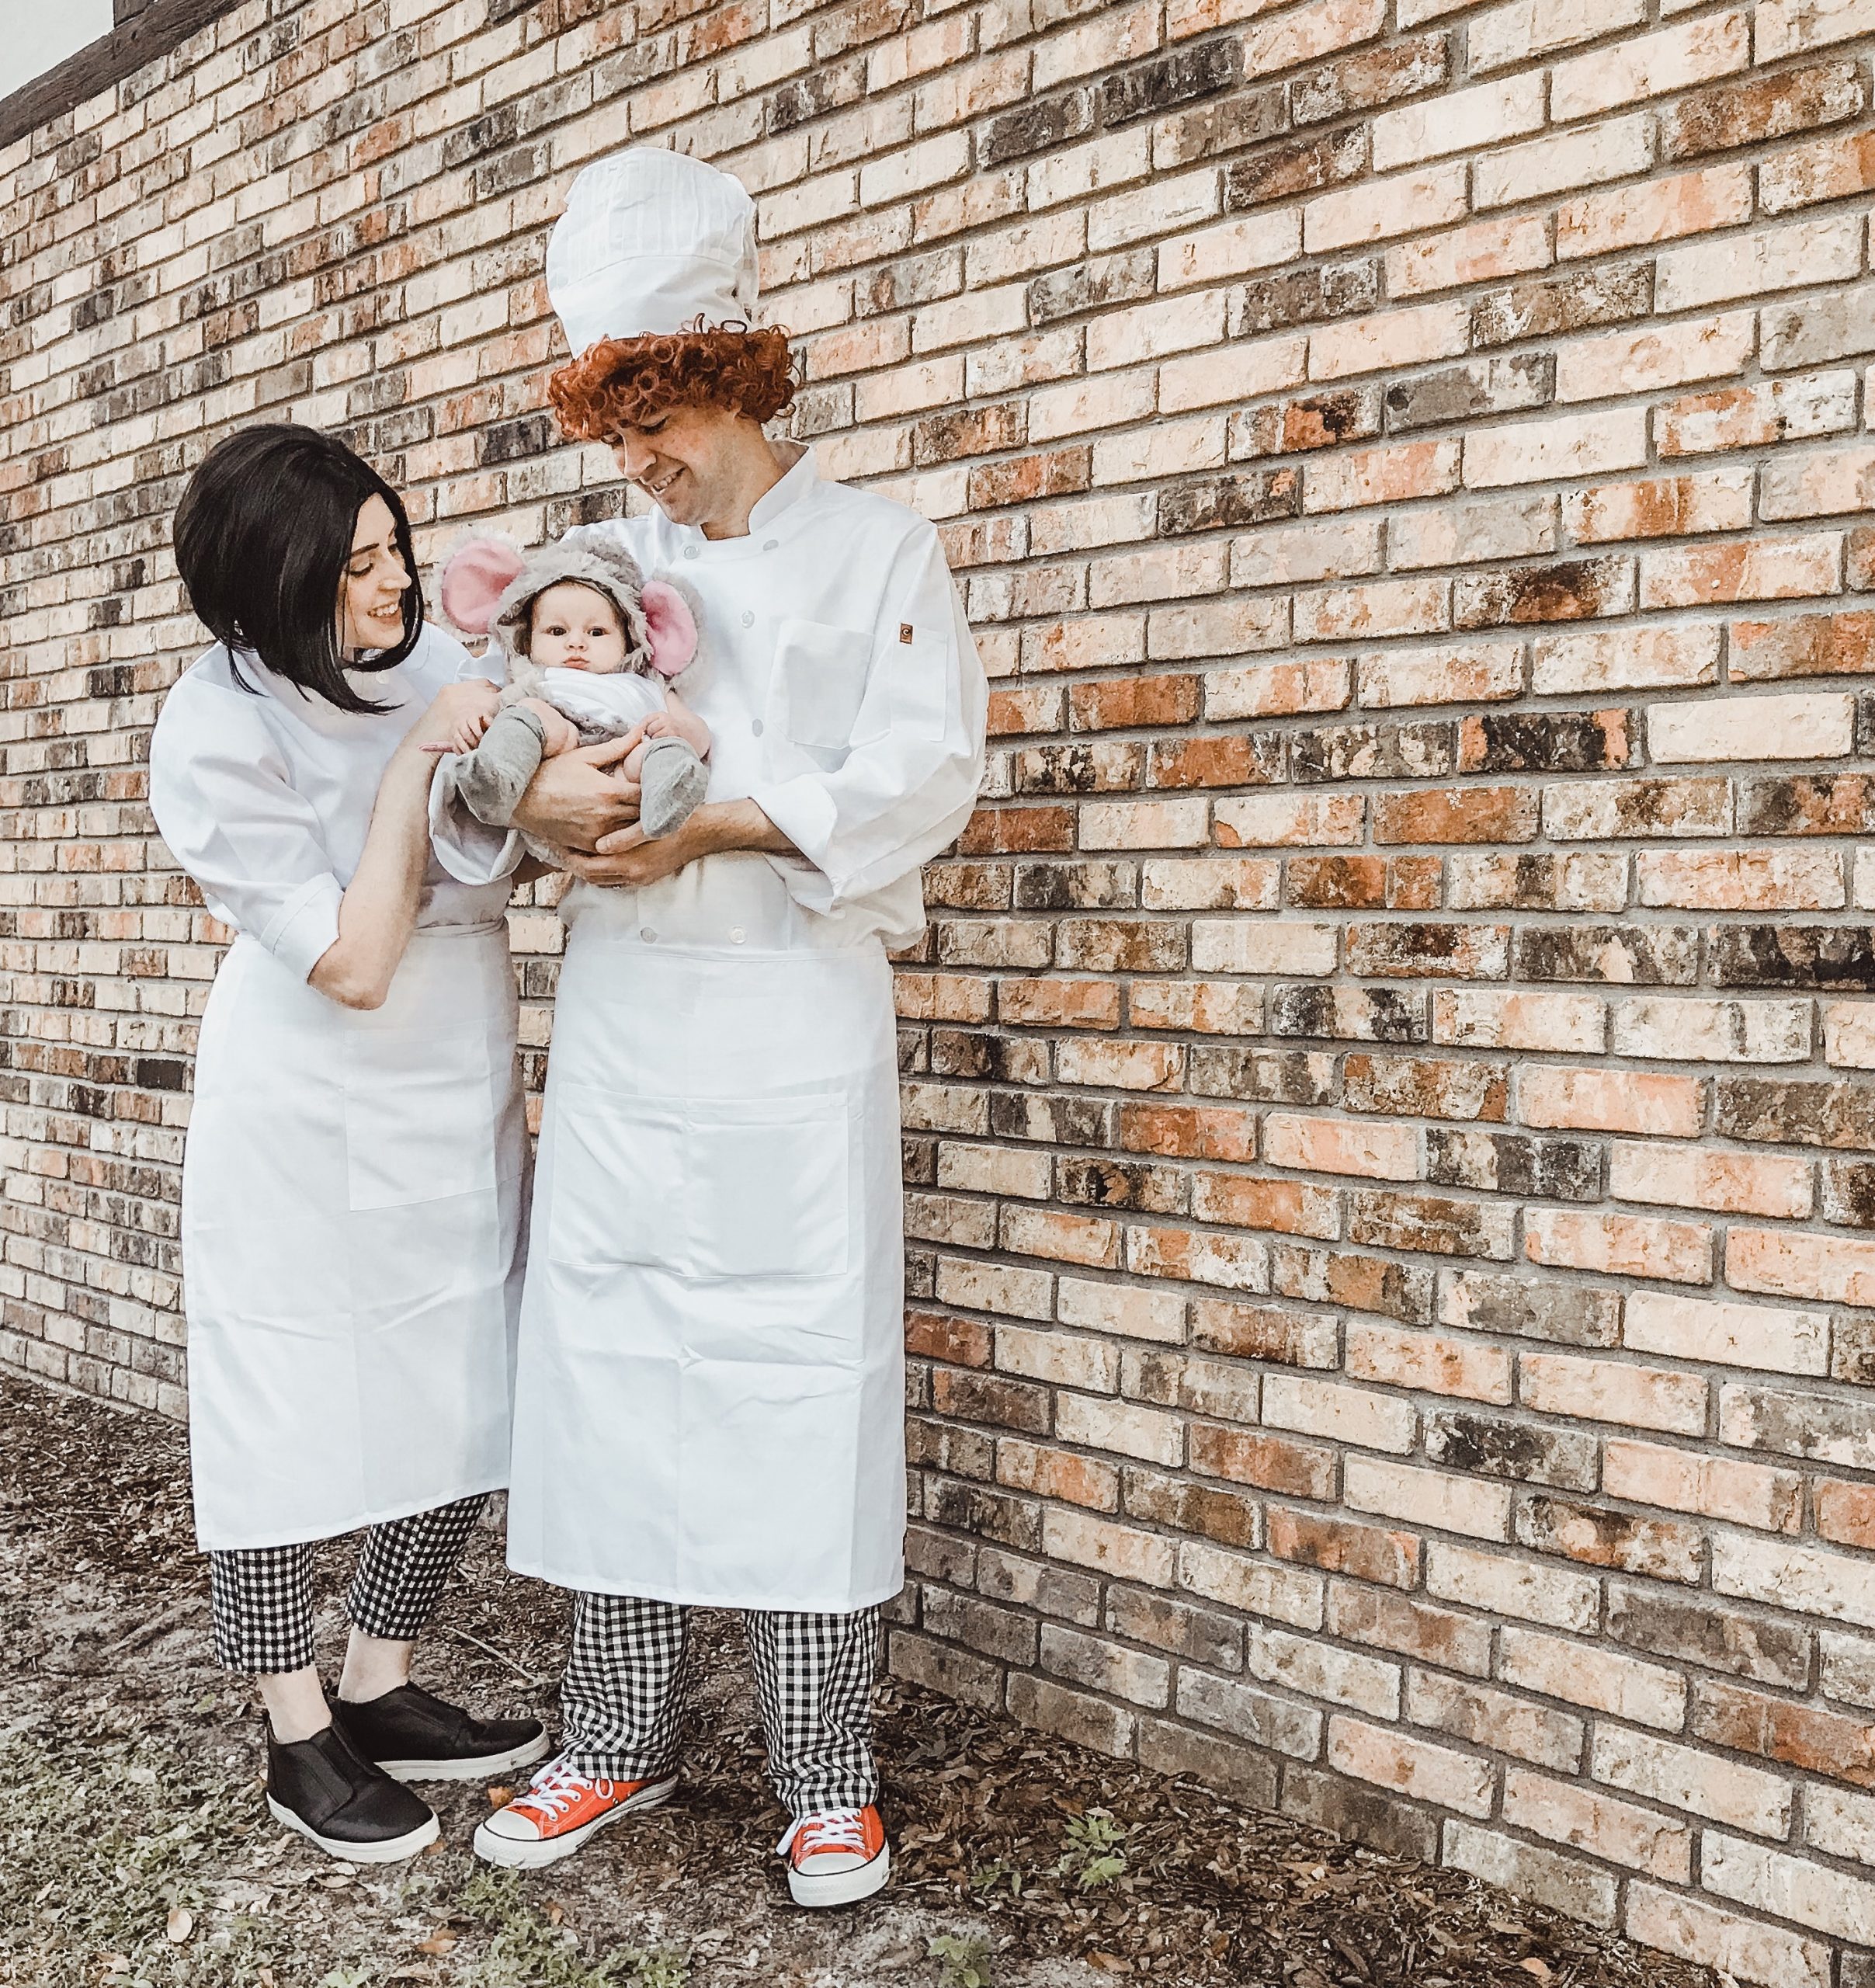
{"left": 683, "top": 545, "right": 699, "bottom": 560}
{"left": 741, "top": 610, "right": 754, "bottom": 627}
{"left": 729, "top": 926, "right": 745, "bottom": 944}
{"left": 762, "top": 538, "right": 779, "bottom": 551}
{"left": 641, "top": 926, "right": 658, "bottom": 944}
{"left": 751, "top": 718, "right": 764, "bottom": 736}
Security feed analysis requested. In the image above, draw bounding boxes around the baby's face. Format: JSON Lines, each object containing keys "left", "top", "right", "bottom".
{"left": 529, "top": 582, "right": 628, "bottom": 673}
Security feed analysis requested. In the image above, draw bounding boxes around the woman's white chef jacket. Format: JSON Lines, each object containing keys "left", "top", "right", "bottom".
{"left": 436, "top": 449, "right": 988, "bottom": 1611}
{"left": 149, "top": 626, "right": 528, "bottom": 1552}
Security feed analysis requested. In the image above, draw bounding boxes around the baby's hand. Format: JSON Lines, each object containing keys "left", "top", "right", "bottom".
{"left": 641, "top": 711, "right": 675, "bottom": 739}
{"left": 418, "top": 679, "right": 500, "bottom": 754}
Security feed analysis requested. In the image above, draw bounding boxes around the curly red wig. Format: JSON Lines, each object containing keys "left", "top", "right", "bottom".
{"left": 547, "top": 322, "right": 798, "bottom": 440}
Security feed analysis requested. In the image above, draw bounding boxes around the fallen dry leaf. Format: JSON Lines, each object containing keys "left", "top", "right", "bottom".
{"left": 416, "top": 1931, "right": 457, "bottom": 1956}
{"left": 1521, "top": 1963, "right": 1554, "bottom": 1983}
{"left": 487, "top": 1784, "right": 516, "bottom": 1808}
{"left": 164, "top": 1907, "right": 193, "bottom": 1944}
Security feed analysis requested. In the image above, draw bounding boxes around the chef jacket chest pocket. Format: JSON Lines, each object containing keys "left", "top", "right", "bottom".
{"left": 342, "top": 1025, "right": 499, "bottom": 1211}
{"left": 547, "top": 1086, "right": 851, "bottom": 1281}
{"left": 774, "top": 617, "right": 872, "bottom": 751}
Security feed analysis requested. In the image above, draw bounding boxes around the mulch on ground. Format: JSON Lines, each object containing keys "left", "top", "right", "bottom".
{"left": 1, "top": 1375, "right": 1711, "bottom": 1987}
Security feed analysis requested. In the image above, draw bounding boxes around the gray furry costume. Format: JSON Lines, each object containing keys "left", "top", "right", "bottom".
{"left": 435, "top": 525, "right": 708, "bottom": 847}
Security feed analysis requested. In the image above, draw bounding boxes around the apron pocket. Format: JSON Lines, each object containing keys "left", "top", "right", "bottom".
{"left": 547, "top": 1086, "right": 689, "bottom": 1269}
{"left": 686, "top": 1093, "right": 852, "bottom": 1281}
{"left": 547, "top": 1086, "right": 852, "bottom": 1280}
{"left": 342, "top": 1024, "right": 499, "bottom": 1211}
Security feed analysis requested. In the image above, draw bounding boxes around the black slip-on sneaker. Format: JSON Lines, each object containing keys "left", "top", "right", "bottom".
{"left": 266, "top": 1720, "right": 439, "bottom": 1863}
{"left": 332, "top": 1681, "right": 550, "bottom": 1784}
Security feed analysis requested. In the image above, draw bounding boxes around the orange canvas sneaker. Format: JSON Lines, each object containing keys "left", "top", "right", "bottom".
{"left": 472, "top": 1757, "right": 677, "bottom": 1868}
{"left": 776, "top": 1804, "right": 891, "bottom": 1907}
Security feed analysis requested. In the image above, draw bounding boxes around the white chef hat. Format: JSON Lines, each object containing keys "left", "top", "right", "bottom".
{"left": 546, "top": 148, "right": 760, "bottom": 355}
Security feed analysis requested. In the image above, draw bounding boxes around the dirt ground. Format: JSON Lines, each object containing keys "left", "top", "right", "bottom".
{"left": 0, "top": 1375, "right": 1714, "bottom": 1988}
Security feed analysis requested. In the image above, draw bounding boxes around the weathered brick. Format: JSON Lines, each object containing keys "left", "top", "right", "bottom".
{"left": 1662, "top": 59, "right": 1864, "bottom": 163}
{"left": 1519, "top": 1349, "right": 1708, "bottom": 1434}
{"left": 1590, "top": 1733, "right": 1797, "bottom": 1837}
{"left": 1425, "top": 1409, "right": 1597, "bottom": 1488}
{"left": 1626, "top": 1884, "right": 1832, "bottom": 1988}
{"left": 1606, "top": 1582, "right": 1812, "bottom": 1691}
{"left": 1444, "top": 1823, "right": 1618, "bottom": 1928}
{"left": 1702, "top": 1833, "right": 1875, "bottom": 1945}
{"left": 1282, "top": 1762, "right": 1441, "bottom": 1861}
{"left": 1408, "top": 1669, "right": 1583, "bottom": 1772}
{"left": 1328, "top": 1714, "right": 1495, "bottom": 1816}
{"left": 1500, "top": 1627, "right": 1689, "bottom": 1731}
{"left": 1603, "top": 1437, "right": 1803, "bottom": 1534}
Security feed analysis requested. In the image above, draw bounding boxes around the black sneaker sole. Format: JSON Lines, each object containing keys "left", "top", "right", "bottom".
{"left": 375, "top": 1730, "right": 552, "bottom": 1784}
{"left": 266, "top": 1795, "right": 439, "bottom": 1864}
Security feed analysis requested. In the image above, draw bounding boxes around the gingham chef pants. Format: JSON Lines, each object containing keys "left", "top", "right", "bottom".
{"left": 207, "top": 1496, "right": 487, "bottom": 1674}
{"left": 560, "top": 1594, "right": 881, "bottom": 1817}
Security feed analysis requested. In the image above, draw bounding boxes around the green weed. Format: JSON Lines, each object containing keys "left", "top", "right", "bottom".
{"left": 1055, "top": 1808, "right": 1130, "bottom": 1891}
{"left": 967, "top": 1858, "right": 1023, "bottom": 1898}
{"left": 926, "top": 1931, "right": 995, "bottom": 1988}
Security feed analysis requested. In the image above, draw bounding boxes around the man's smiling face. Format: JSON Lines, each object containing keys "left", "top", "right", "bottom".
{"left": 609, "top": 404, "right": 745, "bottom": 531}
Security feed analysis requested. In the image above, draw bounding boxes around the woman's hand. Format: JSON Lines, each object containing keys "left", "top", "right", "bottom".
{"left": 509, "top": 735, "right": 642, "bottom": 852}
{"left": 412, "top": 679, "right": 500, "bottom": 756}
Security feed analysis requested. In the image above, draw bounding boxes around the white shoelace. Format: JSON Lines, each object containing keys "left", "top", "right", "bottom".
{"left": 777, "top": 1808, "right": 869, "bottom": 1858}
{"left": 519, "top": 1761, "right": 613, "bottom": 1819}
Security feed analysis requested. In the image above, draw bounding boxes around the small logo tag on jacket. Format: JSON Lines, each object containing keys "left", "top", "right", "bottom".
{"left": 899, "top": 623, "right": 914, "bottom": 644}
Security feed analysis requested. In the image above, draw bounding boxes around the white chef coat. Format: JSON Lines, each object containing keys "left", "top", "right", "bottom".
{"left": 434, "top": 448, "right": 987, "bottom": 1609}
{"left": 149, "top": 626, "right": 529, "bottom": 1551}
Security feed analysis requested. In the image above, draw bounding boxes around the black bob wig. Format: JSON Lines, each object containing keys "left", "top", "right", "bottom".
{"left": 172, "top": 424, "right": 424, "bottom": 714}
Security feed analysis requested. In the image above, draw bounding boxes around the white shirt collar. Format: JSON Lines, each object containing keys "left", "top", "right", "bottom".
{"left": 747, "top": 443, "right": 817, "bottom": 533}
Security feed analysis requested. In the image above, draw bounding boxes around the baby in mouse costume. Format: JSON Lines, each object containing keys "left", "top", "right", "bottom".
{"left": 432, "top": 527, "right": 712, "bottom": 843}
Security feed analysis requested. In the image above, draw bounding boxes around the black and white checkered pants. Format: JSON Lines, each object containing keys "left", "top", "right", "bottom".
{"left": 561, "top": 1594, "right": 881, "bottom": 1817}
{"left": 207, "top": 1496, "right": 486, "bottom": 1674}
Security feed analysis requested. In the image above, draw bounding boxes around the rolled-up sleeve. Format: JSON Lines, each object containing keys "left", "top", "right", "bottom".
{"left": 747, "top": 525, "right": 987, "bottom": 914}
{"left": 148, "top": 690, "right": 344, "bottom": 982}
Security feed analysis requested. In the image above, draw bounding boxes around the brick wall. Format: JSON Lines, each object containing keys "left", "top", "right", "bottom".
{"left": 5, "top": 0, "right": 1875, "bottom": 1975}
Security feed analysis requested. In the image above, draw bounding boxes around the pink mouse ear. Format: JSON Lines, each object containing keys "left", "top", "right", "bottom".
{"left": 439, "top": 537, "right": 527, "bottom": 634}
{"left": 641, "top": 579, "right": 698, "bottom": 676}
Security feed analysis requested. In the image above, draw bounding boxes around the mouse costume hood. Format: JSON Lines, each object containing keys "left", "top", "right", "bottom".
{"left": 438, "top": 527, "right": 698, "bottom": 679}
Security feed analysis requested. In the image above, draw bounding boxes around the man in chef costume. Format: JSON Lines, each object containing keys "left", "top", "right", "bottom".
{"left": 437, "top": 148, "right": 987, "bottom": 1905}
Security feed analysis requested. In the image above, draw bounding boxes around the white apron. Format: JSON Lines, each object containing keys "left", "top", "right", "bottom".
{"left": 182, "top": 920, "right": 529, "bottom": 1551}
{"left": 502, "top": 891, "right": 906, "bottom": 1612}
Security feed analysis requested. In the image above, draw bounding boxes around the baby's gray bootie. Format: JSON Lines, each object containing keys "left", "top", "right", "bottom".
{"left": 638, "top": 735, "right": 710, "bottom": 839}
{"left": 456, "top": 707, "right": 548, "bottom": 828}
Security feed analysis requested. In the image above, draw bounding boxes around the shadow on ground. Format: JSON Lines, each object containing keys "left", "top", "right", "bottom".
{"left": 0, "top": 1376, "right": 1716, "bottom": 1988}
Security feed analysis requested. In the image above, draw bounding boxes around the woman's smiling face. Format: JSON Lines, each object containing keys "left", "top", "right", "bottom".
{"left": 337, "top": 494, "right": 411, "bottom": 655}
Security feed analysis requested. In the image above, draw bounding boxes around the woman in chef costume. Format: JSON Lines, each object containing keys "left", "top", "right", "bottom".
{"left": 149, "top": 426, "right": 549, "bottom": 1862}
{"left": 433, "top": 151, "right": 986, "bottom": 1905}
